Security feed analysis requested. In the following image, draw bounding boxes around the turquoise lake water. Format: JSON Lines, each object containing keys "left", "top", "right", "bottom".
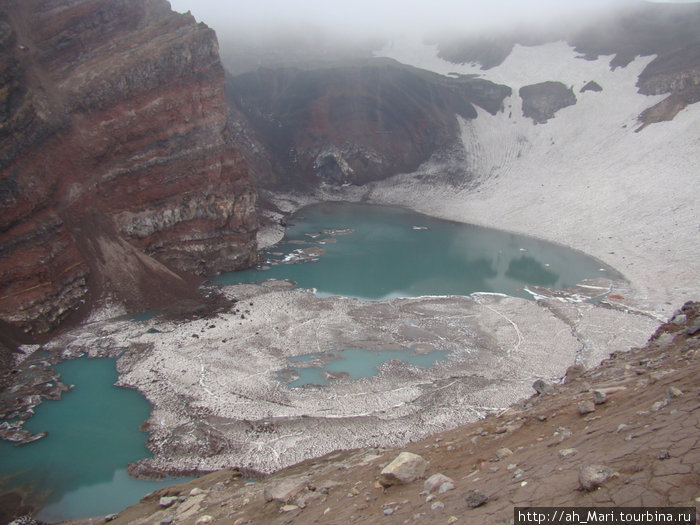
{"left": 214, "top": 202, "right": 619, "bottom": 299}
{"left": 0, "top": 358, "right": 178, "bottom": 521}
{"left": 280, "top": 346, "right": 451, "bottom": 387}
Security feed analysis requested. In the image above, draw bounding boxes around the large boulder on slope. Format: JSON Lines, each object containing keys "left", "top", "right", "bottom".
{"left": 379, "top": 452, "right": 427, "bottom": 487}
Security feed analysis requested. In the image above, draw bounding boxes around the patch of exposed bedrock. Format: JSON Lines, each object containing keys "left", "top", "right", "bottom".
{"left": 39, "top": 277, "right": 659, "bottom": 479}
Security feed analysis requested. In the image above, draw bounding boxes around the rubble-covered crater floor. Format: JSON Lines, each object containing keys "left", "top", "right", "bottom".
{"left": 41, "top": 278, "right": 657, "bottom": 480}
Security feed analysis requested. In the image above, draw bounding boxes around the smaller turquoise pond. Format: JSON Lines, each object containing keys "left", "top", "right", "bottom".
{"left": 279, "top": 346, "right": 450, "bottom": 387}
{"left": 0, "top": 358, "right": 180, "bottom": 521}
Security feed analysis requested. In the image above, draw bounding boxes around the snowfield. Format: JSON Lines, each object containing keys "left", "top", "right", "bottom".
{"left": 369, "top": 39, "right": 699, "bottom": 318}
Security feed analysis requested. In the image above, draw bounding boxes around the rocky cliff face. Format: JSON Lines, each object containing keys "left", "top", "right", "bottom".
{"left": 227, "top": 60, "right": 511, "bottom": 190}
{"left": 0, "top": 0, "right": 258, "bottom": 334}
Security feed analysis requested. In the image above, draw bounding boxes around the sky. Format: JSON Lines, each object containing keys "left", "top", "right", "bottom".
{"left": 167, "top": 0, "right": 698, "bottom": 40}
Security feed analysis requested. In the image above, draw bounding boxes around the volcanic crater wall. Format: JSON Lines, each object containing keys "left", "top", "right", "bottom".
{"left": 227, "top": 61, "right": 511, "bottom": 190}
{"left": 0, "top": 0, "right": 258, "bottom": 335}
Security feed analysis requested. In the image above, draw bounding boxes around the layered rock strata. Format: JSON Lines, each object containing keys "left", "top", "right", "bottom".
{"left": 0, "top": 0, "right": 258, "bottom": 334}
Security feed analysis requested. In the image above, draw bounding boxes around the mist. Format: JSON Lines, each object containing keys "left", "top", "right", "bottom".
{"left": 167, "top": 0, "right": 699, "bottom": 75}
{"left": 168, "top": 0, "right": 645, "bottom": 41}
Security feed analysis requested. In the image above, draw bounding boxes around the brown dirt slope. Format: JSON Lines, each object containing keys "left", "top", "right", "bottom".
{"left": 76, "top": 301, "right": 700, "bottom": 525}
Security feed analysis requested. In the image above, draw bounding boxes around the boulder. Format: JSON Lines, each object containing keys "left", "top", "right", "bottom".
{"left": 666, "top": 386, "right": 683, "bottom": 399}
{"left": 672, "top": 314, "right": 687, "bottom": 325}
{"left": 577, "top": 400, "right": 596, "bottom": 415}
{"left": 263, "top": 477, "right": 307, "bottom": 503}
{"left": 683, "top": 318, "right": 700, "bottom": 335}
{"left": 564, "top": 365, "right": 585, "bottom": 383}
{"left": 593, "top": 390, "right": 608, "bottom": 405}
{"left": 496, "top": 447, "right": 513, "bottom": 460}
{"left": 579, "top": 464, "right": 615, "bottom": 491}
{"left": 159, "top": 496, "right": 178, "bottom": 508}
{"left": 465, "top": 490, "right": 489, "bottom": 508}
{"left": 533, "top": 379, "right": 553, "bottom": 395}
{"left": 558, "top": 448, "right": 579, "bottom": 459}
{"left": 657, "top": 449, "right": 670, "bottom": 460}
{"left": 379, "top": 452, "right": 427, "bottom": 487}
{"left": 439, "top": 481, "right": 455, "bottom": 494}
{"left": 424, "top": 473, "right": 454, "bottom": 493}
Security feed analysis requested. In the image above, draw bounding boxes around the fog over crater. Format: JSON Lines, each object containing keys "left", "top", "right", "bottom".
{"left": 169, "top": 0, "right": 671, "bottom": 40}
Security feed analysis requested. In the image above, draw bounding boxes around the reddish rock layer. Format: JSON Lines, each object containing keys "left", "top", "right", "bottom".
{"left": 0, "top": 0, "right": 257, "bottom": 334}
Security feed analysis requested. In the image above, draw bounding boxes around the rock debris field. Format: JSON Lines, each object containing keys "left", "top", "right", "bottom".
{"left": 36, "top": 275, "right": 659, "bottom": 479}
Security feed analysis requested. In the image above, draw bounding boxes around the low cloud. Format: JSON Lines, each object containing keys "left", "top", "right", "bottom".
{"left": 169, "top": 0, "right": 643, "bottom": 41}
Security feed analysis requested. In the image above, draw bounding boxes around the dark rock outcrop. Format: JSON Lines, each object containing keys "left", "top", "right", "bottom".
{"left": 569, "top": 3, "right": 700, "bottom": 70}
{"left": 519, "top": 81, "right": 577, "bottom": 124}
{"left": 227, "top": 60, "right": 511, "bottom": 190}
{"left": 637, "top": 43, "right": 700, "bottom": 96}
{"left": 580, "top": 80, "right": 603, "bottom": 93}
{"left": 636, "top": 86, "right": 700, "bottom": 131}
{"left": 0, "top": 0, "right": 258, "bottom": 334}
{"left": 636, "top": 42, "right": 700, "bottom": 130}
